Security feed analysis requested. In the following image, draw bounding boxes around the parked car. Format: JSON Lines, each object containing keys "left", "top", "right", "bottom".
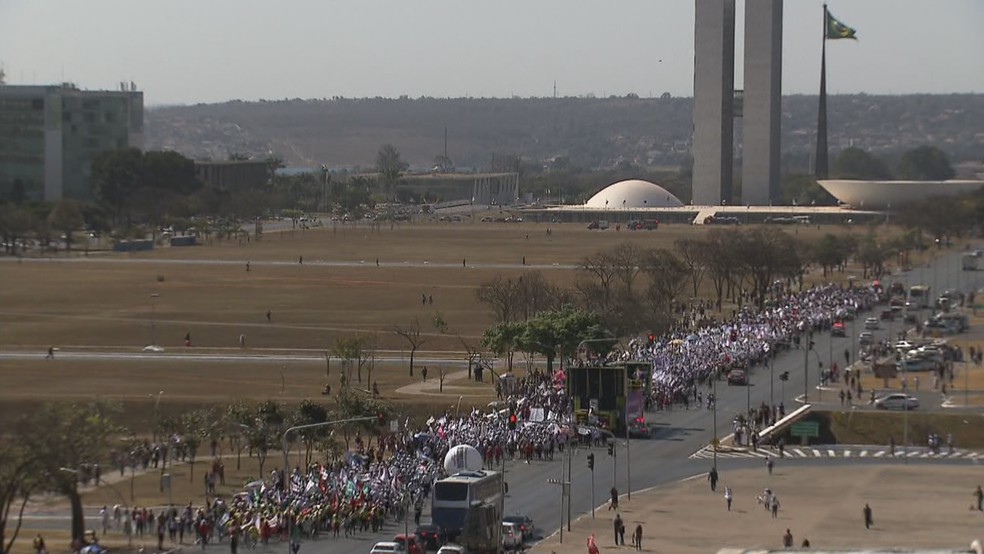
{"left": 415, "top": 525, "right": 447, "bottom": 551}
{"left": 371, "top": 543, "right": 401, "bottom": 554}
{"left": 864, "top": 317, "right": 880, "bottom": 330}
{"left": 859, "top": 332, "right": 874, "bottom": 346}
{"left": 831, "top": 322, "right": 846, "bottom": 337}
{"left": 874, "top": 393, "right": 919, "bottom": 410}
{"left": 501, "top": 522, "right": 522, "bottom": 551}
{"left": 893, "top": 340, "right": 914, "bottom": 352}
{"left": 727, "top": 369, "right": 748, "bottom": 386}
{"left": 436, "top": 545, "right": 466, "bottom": 554}
{"left": 502, "top": 515, "right": 535, "bottom": 541}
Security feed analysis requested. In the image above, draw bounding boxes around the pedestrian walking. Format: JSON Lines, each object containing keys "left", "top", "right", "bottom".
{"left": 632, "top": 524, "right": 643, "bottom": 550}
{"left": 771, "top": 495, "right": 780, "bottom": 518}
{"left": 613, "top": 513, "right": 623, "bottom": 545}
{"left": 782, "top": 529, "right": 793, "bottom": 548}
{"left": 975, "top": 485, "right": 983, "bottom": 511}
{"left": 421, "top": 366, "right": 428, "bottom": 381}
{"left": 708, "top": 466, "right": 718, "bottom": 491}
{"left": 33, "top": 534, "right": 46, "bottom": 554}
{"left": 724, "top": 486, "right": 733, "bottom": 511}
{"left": 863, "top": 503, "right": 873, "bottom": 529}
{"left": 766, "top": 455, "right": 774, "bottom": 475}
{"left": 587, "top": 533, "right": 599, "bottom": 554}
{"left": 609, "top": 487, "right": 619, "bottom": 510}
{"left": 246, "top": 261, "right": 250, "bottom": 272}
{"left": 239, "top": 334, "right": 246, "bottom": 348}
{"left": 45, "top": 346, "right": 55, "bottom": 360}
{"left": 266, "top": 310, "right": 272, "bottom": 323}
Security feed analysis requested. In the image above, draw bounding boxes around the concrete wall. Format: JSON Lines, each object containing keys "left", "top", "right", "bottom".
{"left": 692, "top": 0, "right": 735, "bottom": 206}
{"left": 742, "top": 0, "right": 783, "bottom": 206}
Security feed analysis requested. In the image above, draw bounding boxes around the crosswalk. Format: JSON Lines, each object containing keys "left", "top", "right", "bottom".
{"left": 690, "top": 445, "right": 982, "bottom": 461}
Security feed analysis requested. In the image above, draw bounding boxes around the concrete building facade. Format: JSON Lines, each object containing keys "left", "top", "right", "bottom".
{"left": 741, "top": 0, "right": 783, "bottom": 205}
{"left": 692, "top": 0, "right": 736, "bottom": 206}
{"left": 194, "top": 159, "right": 274, "bottom": 191}
{"left": 0, "top": 83, "right": 143, "bottom": 202}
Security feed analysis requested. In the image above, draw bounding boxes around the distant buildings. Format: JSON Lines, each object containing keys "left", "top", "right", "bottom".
{"left": 0, "top": 83, "right": 143, "bottom": 202}
{"left": 194, "top": 159, "right": 275, "bottom": 191}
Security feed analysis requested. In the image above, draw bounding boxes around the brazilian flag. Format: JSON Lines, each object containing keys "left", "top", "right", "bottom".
{"left": 826, "top": 10, "right": 857, "bottom": 40}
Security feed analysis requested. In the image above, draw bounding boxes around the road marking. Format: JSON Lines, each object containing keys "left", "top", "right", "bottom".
{"left": 874, "top": 451, "right": 886, "bottom": 458}
{"left": 793, "top": 448, "right": 807, "bottom": 458}
{"left": 860, "top": 450, "right": 868, "bottom": 457}
{"left": 828, "top": 449, "right": 836, "bottom": 457}
{"left": 844, "top": 450, "right": 852, "bottom": 457}
{"left": 812, "top": 449, "right": 821, "bottom": 457}
{"left": 748, "top": 450, "right": 768, "bottom": 458}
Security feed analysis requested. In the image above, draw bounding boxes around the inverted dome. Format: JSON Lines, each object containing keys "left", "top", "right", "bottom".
{"left": 585, "top": 179, "right": 683, "bottom": 209}
{"left": 818, "top": 180, "right": 984, "bottom": 209}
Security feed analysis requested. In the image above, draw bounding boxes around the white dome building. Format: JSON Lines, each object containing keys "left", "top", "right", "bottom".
{"left": 585, "top": 179, "right": 684, "bottom": 209}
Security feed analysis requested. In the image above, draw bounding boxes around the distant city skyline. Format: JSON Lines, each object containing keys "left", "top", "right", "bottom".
{"left": 2, "top": 0, "right": 982, "bottom": 106}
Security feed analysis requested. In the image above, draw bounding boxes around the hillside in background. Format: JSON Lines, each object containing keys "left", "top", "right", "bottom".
{"left": 145, "top": 94, "right": 984, "bottom": 172}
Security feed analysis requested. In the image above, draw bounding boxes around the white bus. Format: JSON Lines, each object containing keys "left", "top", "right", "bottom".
{"left": 908, "top": 285, "right": 932, "bottom": 310}
{"left": 432, "top": 470, "right": 503, "bottom": 554}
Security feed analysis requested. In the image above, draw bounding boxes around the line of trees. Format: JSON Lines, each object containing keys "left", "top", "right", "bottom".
{"left": 474, "top": 227, "right": 933, "bottom": 356}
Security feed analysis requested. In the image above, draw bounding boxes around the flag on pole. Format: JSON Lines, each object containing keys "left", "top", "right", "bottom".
{"left": 826, "top": 10, "right": 857, "bottom": 40}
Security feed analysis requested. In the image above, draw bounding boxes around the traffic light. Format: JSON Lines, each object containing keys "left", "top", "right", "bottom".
{"left": 587, "top": 452, "right": 595, "bottom": 471}
{"left": 508, "top": 412, "right": 517, "bottom": 430}
{"left": 780, "top": 371, "right": 789, "bottom": 382}
{"left": 607, "top": 441, "right": 615, "bottom": 457}
{"left": 377, "top": 411, "right": 386, "bottom": 427}
{"left": 647, "top": 333, "right": 655, "bottom": 344}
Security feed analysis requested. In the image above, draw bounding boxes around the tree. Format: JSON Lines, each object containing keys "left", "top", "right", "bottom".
{"left": 47, "top": 200, "right": 85, "bottom": 252}
{"left": 91, "top": 147, "right": 144, "bottom": 224}
{"left": 432, "top": 154, "right": 455, "bottom": 173}
{"left": 675, "top": 238, "right": 709, "bottom": 298}
{"left": 832, "top": 147, "right": 893, "bottom": 180}
{"left": 639, "top": 248, "right": 688, "bottom": 333}
{"left": 734, "top": 228, "right": 798, "bottom": 309}
{"left": 476, "top": 276, "right": 520, "bottom": 323}
{"left": 289, "top": 400, "right": 329, "bottom": 466}
{"left": 0, "top": 441, "right": 35, "bottom": 554}
{"left": 481, "top": 321, "right": 524, "bottom": 372}
{"left": 180, "top": 408, "right": 219, "bottom": 483}
{"left": 897, "top": 145, "right": 955, "bottom": 181}
{"left": 23, "top": 400, "right": 122, "bottom": 547}
{"left": 376, "top": 144, "right": 408, "bottom": 185}
{"left": 394, "top": 318, "right": 428, "bottom": 376}
{"left": 331, "top": 335, "right": 375, "bottom": 386}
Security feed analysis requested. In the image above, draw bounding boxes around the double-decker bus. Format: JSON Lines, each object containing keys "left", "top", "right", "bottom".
{"left": 431, "top": 470, "right": 503, "bottom": 554}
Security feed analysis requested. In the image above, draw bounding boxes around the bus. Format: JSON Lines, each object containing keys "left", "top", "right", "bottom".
{"left": 431, "top": 470, "right": 503, "bottom": 554}
{"left": 908, "top": 285, "right": 932, "bottom": 310}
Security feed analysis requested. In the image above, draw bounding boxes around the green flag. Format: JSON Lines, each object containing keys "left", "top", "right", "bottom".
{"left": 826, "top": 10, "right": 857, "bottom": 40}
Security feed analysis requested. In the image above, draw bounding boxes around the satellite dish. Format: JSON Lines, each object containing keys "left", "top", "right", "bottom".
{"left": 444, "top": 444, "right": 484, "bottom": 474}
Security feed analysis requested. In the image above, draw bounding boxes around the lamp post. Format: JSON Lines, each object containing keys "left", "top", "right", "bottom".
{"left": 768, "top": 356, "right": 774, "bottom": 407}
{"left": 803, "top": 332, "right": 812, "bottom": 402}
{"left": 712, "top": 372, "right": 718, "bottom": 471}
{"left": 60, "top": 468, "right": 132, "bottom": 550}
{"left": 149, "top": 293, "right": 160, "bottom": 347}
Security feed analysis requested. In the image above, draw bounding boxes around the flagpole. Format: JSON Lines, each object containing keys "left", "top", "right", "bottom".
{"left": 815, "top": 4, "right": 829, "bottom": 179}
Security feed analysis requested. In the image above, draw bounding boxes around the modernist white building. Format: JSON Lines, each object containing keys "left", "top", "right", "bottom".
{"left": 817, "top": 180, "right": 984, "bottom": 209}
{"left": 584, "top": 179, "right": 684, "bottom": 209}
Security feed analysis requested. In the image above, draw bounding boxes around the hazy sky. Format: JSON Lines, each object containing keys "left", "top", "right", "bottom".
{"left": 2, "top": 0, "right": 982, "bottom": 106}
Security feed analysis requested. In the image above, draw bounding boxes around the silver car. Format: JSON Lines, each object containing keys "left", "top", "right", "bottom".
{"left": 874, "top": 393, "right": 919, "bottom": 410}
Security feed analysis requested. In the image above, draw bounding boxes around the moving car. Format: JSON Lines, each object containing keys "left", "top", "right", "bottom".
{"left": 859, "top": 332, "right": 874, "bottom": 346}
{"left": 502, "top": 515, "right": 535, "bottom": 542}
{"left": 415, "top": 525, "right": 447, "bottom": 551}
{"left": 874, "top": 393, "right": 919, "bottom": 410}
{"left": 371, "top": 543, "right": 401, "bottom": 554}
{"left": 727, "top": 369, "right": 748, "bottom": 386}
{"left": 436, "top": 546, "right": 466, "bottom": 554}
{"left": 864, "top": 317, "right": 880, "bottom": 330}
{"left": 831, "top": 322, "right": 846, "bottom": 337}
{"left": 893, "top": 341, "right": 914, "bottom": 352}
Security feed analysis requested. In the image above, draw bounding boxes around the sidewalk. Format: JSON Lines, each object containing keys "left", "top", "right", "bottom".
{"left": 529, "top": 464, "right": 984, "bottom": 554}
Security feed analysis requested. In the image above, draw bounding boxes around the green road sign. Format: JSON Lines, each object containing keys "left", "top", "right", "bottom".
{"left": 790, "top": 421, "right": 820, "bottom": 438}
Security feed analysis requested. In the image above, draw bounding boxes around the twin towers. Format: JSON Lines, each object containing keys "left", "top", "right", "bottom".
{"left": 693, "top": 0, "right": 783, "bottom": 206}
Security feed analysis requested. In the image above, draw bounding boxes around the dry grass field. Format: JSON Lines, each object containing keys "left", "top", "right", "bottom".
{"left": 0, "top": 220, "right": 946, "bottom": 429}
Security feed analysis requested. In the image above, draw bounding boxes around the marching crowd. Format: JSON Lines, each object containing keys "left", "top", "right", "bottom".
{"left": 85, "top": 281, "right": 887, "bottom": 552}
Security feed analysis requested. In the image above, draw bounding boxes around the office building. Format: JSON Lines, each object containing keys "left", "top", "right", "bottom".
{"left": 742, "top": 0, "right": 783, "bottom": 205}
{"left": 0, "top": 83, "right": 143, "bottom": 202}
